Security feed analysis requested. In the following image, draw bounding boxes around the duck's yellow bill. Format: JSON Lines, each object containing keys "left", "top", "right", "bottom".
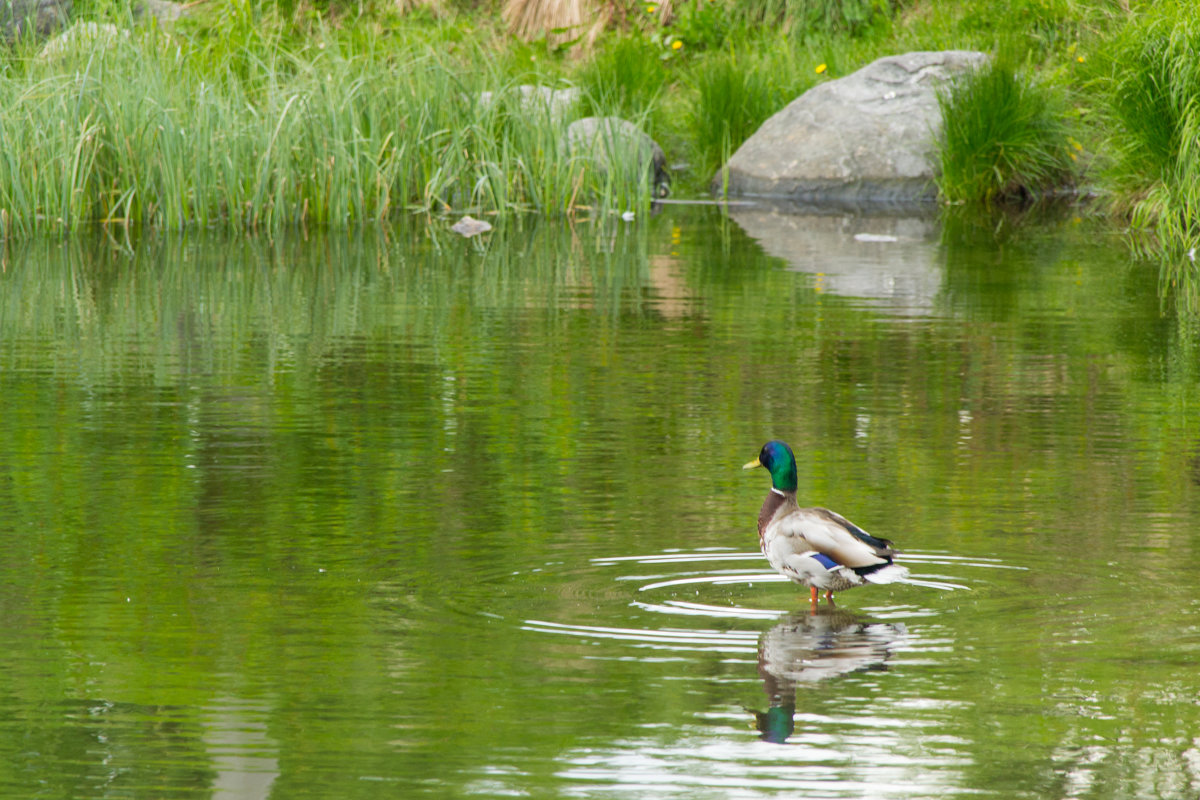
{"left": 742, "top": 457, "right": 761, "bottom": 470}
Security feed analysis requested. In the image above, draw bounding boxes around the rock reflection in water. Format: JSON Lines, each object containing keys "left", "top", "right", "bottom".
{"left": 728, "top": 206, "right": 941, "bottom": 312}
{"left": 754, "top": 608, "right": 906, "bottom": 743}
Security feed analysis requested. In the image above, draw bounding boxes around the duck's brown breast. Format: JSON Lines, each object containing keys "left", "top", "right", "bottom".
{"left": 757, "top": 491, "right": 788, "bottom": 549}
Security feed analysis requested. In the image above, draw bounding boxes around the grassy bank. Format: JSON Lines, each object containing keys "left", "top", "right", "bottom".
{"left": 0, "top": 6, "right": 661, "bottom": 232}
{"left": 0, "top": 0, "right": 1198, "bottom": 251}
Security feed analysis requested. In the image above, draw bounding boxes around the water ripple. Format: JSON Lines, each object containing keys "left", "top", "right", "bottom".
{"left": 521, "top": 620, "right": 760, "bottom": 654}
{"left": 520, "top": 548, "right": 1023, "bottom": 670}
{"left": 630, "top": 601, "right": 786, "bottom": 620}
{"left": 589, "top": 549, "right": 1010, "bottom": 613}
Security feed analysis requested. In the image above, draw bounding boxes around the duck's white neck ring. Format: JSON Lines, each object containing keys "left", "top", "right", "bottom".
{"left": 770, "top": 487, "right": 787, "bottom": 497}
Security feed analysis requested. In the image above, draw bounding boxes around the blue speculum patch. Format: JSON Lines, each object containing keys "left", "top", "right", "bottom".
{"left": 810, "top": 552, "right": 839, "bottom": 570}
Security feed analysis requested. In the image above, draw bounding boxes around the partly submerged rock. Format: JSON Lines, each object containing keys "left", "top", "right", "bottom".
{"left": 450, "top": 215, "right": 493, "bottom": 238}
{"left": 716, "top": 50, "right": 988, "bottom": 207}
{"left": 565, "top": 116, "right": 670, "bottom": 198}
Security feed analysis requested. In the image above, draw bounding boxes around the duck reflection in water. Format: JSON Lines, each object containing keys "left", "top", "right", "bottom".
{"left": 753, "top": 607, "right": 906, "bottom": 743}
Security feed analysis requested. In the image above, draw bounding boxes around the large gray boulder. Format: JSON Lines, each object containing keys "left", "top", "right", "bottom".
{"left": 1, "top": 0, "right": 71, "bottom": 41}
{"left": 716, "top": 50, "right": 988, "bottom": 207}
{"left": 565, "top": 116, "right": 670, "bottom": 198}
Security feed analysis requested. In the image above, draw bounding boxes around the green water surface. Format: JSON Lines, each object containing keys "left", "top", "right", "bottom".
{"left": 1, "top": 208, "right": 1198, "bottom": 799}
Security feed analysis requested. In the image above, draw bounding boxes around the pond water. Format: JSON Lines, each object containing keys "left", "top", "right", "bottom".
{"left": 2, "top": 206, "right": 1199, "bottom": 799}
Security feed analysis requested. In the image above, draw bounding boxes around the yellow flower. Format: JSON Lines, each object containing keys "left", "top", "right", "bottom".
{"left": 1076, "top": 55, "right": 1085, "bottom": 63}
{"left": 815, "top": 63, "right": 827, "bottom": 74}
{"left": 671, "top": 39, "right": 683, "bottom": 50}
{"left": 646, "top": 3, "right": 656, "bottom": 12}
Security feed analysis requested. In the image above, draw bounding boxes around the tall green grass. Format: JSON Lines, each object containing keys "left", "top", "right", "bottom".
{"left": 1098, "top": 9, "right": 1200, "bottom": 194}
{"left": 1094, "top": 3, "right": 1200, "bottom": 251}
{"left": 0, "top": 0, "right": 1191, "bottom": 241}
{"left": 934, "top": 58, "right": 1076, "bottom": 205}
{"left": 688, "top": 49, "right": 796, "bottom": 184}
{"left": 0, "top": 20, "right": 656, "bottom": 234}
{"left": 728, "top": 0, "right": 892, "bottom": 37}
{"left": 574, "top": 34, "right": 670, "bottom": 121}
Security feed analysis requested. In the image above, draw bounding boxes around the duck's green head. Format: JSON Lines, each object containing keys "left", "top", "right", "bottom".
{"left": 742, "top": 440, "right": 798, "bottom": 493}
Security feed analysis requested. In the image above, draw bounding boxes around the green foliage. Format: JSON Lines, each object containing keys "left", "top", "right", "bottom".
{"left": 1094, "top": 2, "right": 1200, "bottom": 251}
{"left": 1136, "top": 116, "right": 1200, "bottom": 254}
{"left": 0, "top": 25, "right": 656, "bottom": 233}
{"left": 935, "top": 58, "right": 1077, "bottom": 205}
{"left": 951, "top": 0, "right": 1081, "bottom": 54}
{"left": 889, "top": 0, "right": 1107, "bottom": 69}
{"left": 1098, "top": 7, "right": 1200, "bottom": 191}
{"left": 688, "top": 49, "right": 795, "bottom": 181}
{"left": 575, "top": 34, "right": 670, "bottom": 119}
{"left": 670, "top": 0, "right": 739, "bottom": 51}
{"left": 728, "top": 0, "right": 894, "bottom": 37}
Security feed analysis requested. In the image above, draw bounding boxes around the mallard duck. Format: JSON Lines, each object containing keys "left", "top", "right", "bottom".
{"left": 743, "top": 440, "right": 908, "bottom": 606}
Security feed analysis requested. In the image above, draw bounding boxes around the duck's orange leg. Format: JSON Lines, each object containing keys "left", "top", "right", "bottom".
{"left": 824, "top": 590, "right": 835, "bottom": 606}
{"left": 809, "top": 586, "right": 819, "bottom": 607}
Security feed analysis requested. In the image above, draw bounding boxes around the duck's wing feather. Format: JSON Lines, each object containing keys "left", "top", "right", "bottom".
{"left": 772, "top": 507, "right": 894, "bottom": 569}
{"left": 811, "top": 508, "right": 898, "bottom": 555}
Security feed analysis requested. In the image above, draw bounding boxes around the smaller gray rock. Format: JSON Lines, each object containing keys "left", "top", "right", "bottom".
{"left": 479, "top": 84, "right": 580, "bottom": 122}
{"left": 565, "top": 116, "right": 669, "bottom": 198}
{"left": 1, "top": 0, "right": 71, "bottom": 42}
{"left": 450, "top": 215, "right": 493, "bottom": 238}
{"left": 135, "top": 0, "right": 186, "bottom": 24}
{"left": 38, "top": 21, "right": 128, "bottom": 60}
